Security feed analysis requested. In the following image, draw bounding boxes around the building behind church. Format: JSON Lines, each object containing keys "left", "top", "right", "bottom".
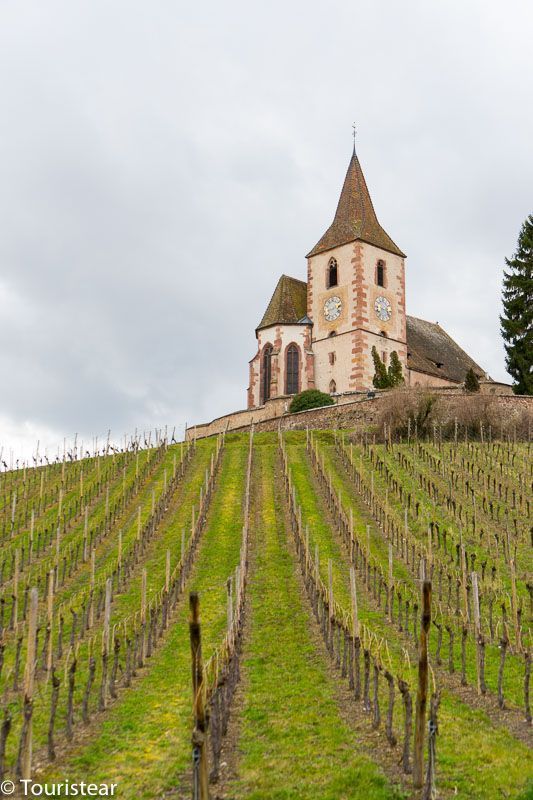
{"left": 248, "top": 148, "right": 490, "bottom": 409}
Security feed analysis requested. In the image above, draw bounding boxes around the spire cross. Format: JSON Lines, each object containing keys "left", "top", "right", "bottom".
{"left": 352, "top": 123, "right": 357, "bottom": 144}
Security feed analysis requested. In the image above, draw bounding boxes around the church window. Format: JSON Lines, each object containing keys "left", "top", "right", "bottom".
{"left": 329, "top": 379, "right": 337, "bottom": 394}
{"left": 329, "top": 352, "right": 336, "bottom": 365}
{"left": 285, "top": 344, "right": 300, "bottom": 395}
{"left": 380, "top": 330, "right": 388, "bottom": 338}
{"left": 376, "top": 260, "right": 386, "bottom": 287}
{"left": 382, "top": 351, "right": 388, "bottom": 364}
{"left": 328, "top": 330, "right": 337, "bottom": 337}
{"left": 327, "top": 258, "right": 338, "bottom": 288}
{"left": 262, "top": 344, "right": 273, "bottom": 404}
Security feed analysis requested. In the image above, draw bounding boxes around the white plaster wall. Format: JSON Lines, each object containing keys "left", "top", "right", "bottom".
{"left": 360, "top": 242, "right": 407, "bottom": 353}
{"left": 312, "top": 332, "right": 353, "bottom": 394}
{"left": 256, "top": 323, "right": 312, "bottom": 399}
{"left": 307, "top": 242, "right": 354, "bottom": 337}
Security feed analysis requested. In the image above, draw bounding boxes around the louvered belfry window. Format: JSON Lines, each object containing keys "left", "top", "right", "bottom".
{"left": 285, "top": 344, "right": 300, "bottom": 395}
{"left": 327, "top": 258, "right": 338, "bottom": 288}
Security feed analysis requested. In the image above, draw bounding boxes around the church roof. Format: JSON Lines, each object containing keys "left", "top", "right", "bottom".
{"left": 406, "top": 315, "right": 486, "bottom": 383}
{"left": 257, "top": 274, "right": 308, "bottom": 331}
{"left": 307, "top": 150, "right": 405, "bottom": 259}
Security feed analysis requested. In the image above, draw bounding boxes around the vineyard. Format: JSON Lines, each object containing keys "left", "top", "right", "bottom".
{"left": 0, "top": 427, "right": 531, "bottom": 799}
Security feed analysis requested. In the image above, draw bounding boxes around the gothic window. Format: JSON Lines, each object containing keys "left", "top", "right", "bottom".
{"left": 285, "top": 344, "right": 300, "bottom": 395}
{"left": 327, "top": 258, "right": 338, "bottom": 288}
{"left": 262, "top": 344, "right": 273, "bottom": 404}
{"left": 376, "top": 260, "right": 386, "bottom": 287}
{"left": 329, "top": 379, "right": 337, "bottom": 394}
{"left": 329, "top": 352, "right": 336, "bottom": 365}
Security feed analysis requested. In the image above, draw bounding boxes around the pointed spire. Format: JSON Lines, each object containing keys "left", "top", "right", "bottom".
{"left": 306, "top": 150, "right": 405, "bottom": 258}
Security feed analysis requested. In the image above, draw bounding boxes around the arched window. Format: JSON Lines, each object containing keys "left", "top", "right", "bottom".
{"left": 285, "top": 344, "right": 300, "bottom": 395}
{"left": 329, "top": 379, "right": 337, "bottom": 394}
{"left": 328, "top": 330, "right": 337, "bottom": 337}
{"left": 376, "top": 260, "right": 386, "bottom": 287}
{"left": 327, "top": 258, "right": 338, "bottom": 288}
{"left": 380, "top": 330, "right": 388, "bottom": 338}
{"left": 262, "top": 344, "right": 273, "bottom": 404}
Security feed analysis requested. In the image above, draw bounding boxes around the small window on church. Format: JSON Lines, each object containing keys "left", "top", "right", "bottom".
{"left": 380, "top": 330, "right": 388, "bottom": 338}
{"left": 376, "top": 260, "right": 386, "bottom": 287}
{"left": 382, "top": 351, "right": 388, "bottom": 365}
{"left": 329, "top": 352, "right": 336, "bottom": 365}
{"left": 329, "top": 380, "right": 337, "bottom": 394}
{"left": 327, "top": 258, "right": 338, "bottom": 288}
{"left": 328, "top": 330, "right": 337, "bottom": 337}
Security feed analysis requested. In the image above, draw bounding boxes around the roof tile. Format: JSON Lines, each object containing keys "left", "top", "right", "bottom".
{"left": 257, "top": 275, "right": 308, "bottom": 330}
{"left": 307, "top": 150, "right": 405, "bottom": 258}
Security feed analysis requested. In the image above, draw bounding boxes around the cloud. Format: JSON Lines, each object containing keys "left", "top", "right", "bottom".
{"left": 0, "top": 0, "right": 531, "bottom": 457}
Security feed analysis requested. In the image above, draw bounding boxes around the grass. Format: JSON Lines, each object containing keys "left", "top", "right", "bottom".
{"left": 37, "top": 437, "right": 248, "bottom": 797}
{"left": 229, "top": 435, "right": 404, "bottom": 800}
{"left": 283, "top": 432, "right": 532, "bottom": 800}
{"left": 2, "top": 442, "right": 213, "bottom": 767}
{"left": 2, "top": 432, "right": 530, "bottom": 799}
{"left": 315, "top": 437, "right": 526, "bottom": 709}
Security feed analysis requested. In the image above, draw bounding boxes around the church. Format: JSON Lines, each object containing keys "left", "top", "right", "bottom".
{"left": 247, "top": 148, "right": 488, "bottom": 409}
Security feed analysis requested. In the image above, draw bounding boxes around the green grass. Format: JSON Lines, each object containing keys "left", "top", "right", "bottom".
{"left": 7, "top": 432, "right": 531, "bottom": 800}
{"left": 229, "top": 436, "right": 404, "bottom": 800}
{"left": 315, "top": 438, "right": 526, "bottom": 708}
{"left": 37, "top": 438, "right": 248, "bottom": 798}
{"left": 283, "top": 433, "right": 532, "bottom": 800}
{"left": 2, "top": 442, "right": 212, "bottom": 767}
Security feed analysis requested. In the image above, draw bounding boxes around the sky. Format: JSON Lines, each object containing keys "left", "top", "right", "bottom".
{"left": 0, "top": 0, "right": 532, "bottom": 461}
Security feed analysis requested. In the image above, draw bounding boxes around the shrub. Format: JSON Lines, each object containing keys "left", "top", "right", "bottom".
{"left": 388, "top": 351, "right": 405, "bottom": 387}
{"left": 372, "top": 347, "right": 405, "bottom": 389}
{"left": 464, "top": 368, "right": 481, "bottom": 393}
{"left": 289, "top": 389, "right": 335, "bottom": 413}
{"left": 372, "top": 347, "right": 389, "bottom": 389}
{"left": 377, "top": 388, "right": 440, "bottom": 439}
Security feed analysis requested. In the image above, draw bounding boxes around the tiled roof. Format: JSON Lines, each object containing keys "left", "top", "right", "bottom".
{"left": 307, "top": 150, "right": 405, "bottom": 258}
{"left": 406, "top": 316, "right": 486, "bottom": 383}
{"left": 257, "top": 275, "right": 309, "bottom": 330}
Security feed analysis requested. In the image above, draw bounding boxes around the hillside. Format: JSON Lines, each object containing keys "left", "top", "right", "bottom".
{"left": 0, "top": 430, "right": 530, "bottom": 799}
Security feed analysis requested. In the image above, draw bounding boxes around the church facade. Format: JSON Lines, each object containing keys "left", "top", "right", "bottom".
{"left": 247, "top": 149, "right": 487, "bottom": 409}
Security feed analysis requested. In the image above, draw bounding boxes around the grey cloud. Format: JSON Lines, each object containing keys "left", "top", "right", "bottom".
{"left": 0, "top": 0, "right": 532, "bottom": 454}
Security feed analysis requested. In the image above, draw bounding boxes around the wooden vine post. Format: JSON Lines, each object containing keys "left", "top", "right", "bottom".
{"left": 88, "top": 548, "right": 96, "bottom": 628}
{"left": 46, "top": 570, "right": 54, "bottom": 674}
{"left": 21, "top": 588, "right": 38, "bottom": 780}
{"left": 471, "top": 571, "right": 482, "bottom": 694}
{"left": 413, "top": 580, "right": 432, "bottom": 789}
{"left": 141, "top": 568, "right": 147, "bottom": 662}
{"left": 189, "top": 592, "right": 209, "bottom": 800}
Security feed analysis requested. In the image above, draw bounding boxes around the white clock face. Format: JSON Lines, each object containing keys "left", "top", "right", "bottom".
{"left": 324, "top": 296, "right": 342, "bottom": 322}
{"left": 374, "top": 295, "right": 392, "bottom": 322}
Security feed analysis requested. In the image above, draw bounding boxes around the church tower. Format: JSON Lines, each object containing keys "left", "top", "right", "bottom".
{"left": 306, "top": 149, "right": 407, "bottom": 393}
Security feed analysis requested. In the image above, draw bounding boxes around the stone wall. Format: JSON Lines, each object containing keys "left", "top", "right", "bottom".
{"left": 187, "top": 388, "right": 531, "bottom": 440}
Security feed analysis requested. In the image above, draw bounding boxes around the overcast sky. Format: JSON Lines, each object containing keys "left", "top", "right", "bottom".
{"left": 0, "top": 0, "right": 532, "bottom": 459}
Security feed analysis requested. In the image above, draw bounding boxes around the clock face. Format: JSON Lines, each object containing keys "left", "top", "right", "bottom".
{"left": 374, "top": 295, "right": 392, "bottom": 322}
{"left": 324, "top": 296, "right": 342, "bottom": 322}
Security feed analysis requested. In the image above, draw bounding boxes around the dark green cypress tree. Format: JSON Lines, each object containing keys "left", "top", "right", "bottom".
{"left": 372, "top": 346, "right": 390, "bottom": 389}
{"left": 500, "top": 215, "right": 533, "bottom": 395}
{"left": 388, "top": 351, "right": 405, "bottom": 387}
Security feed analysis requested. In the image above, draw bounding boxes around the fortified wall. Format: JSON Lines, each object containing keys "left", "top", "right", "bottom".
{"left": 186, "top": 383, "right": 530, "bottom": 440}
